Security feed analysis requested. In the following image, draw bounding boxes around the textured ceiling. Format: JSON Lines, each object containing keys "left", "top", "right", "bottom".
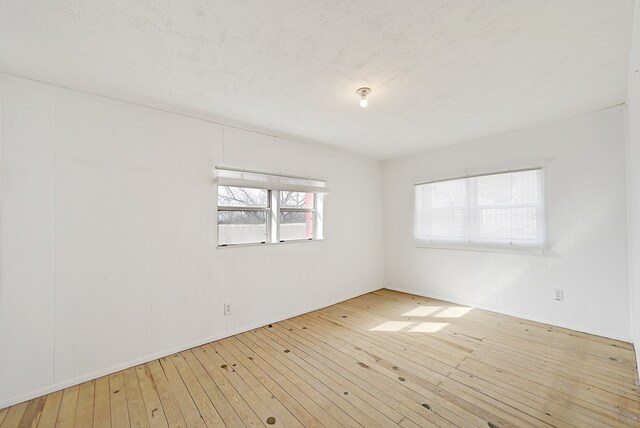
{"left": 0, "top": 0, "right": 635, "bottom": 159}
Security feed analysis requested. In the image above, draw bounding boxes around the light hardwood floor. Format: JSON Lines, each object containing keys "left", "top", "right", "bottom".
{"left": 1, "top": 289, "right": 639, "bottom": 427}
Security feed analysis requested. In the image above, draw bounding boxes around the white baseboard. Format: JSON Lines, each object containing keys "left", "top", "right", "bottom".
{"left": 0, "top": 286, "right": 382, "bottom": 409}
{"left": 383, "top": 285, "right": 633, "bottom": 343}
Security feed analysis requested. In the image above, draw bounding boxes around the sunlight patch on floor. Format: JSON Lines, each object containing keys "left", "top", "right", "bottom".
{"left": 369, "top": 320, "right": 451, "bottom": 333}
{"left": 369, "top": 321, "right": 414, "bottom": 332}
{"left": 409, "top": 322, "right": 449, "bottom": 333}
{"left": 401, "top": 306, "right": 441, "bottom": 317}
{"left": 434, "top": 307, "right": 473, "bottom": 318}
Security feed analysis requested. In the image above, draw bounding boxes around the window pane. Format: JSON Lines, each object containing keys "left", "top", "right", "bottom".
{"left": 476, "top": 170, "right": 539, "bottom": 206}
{"left": 415, "top": 180, "right": 468, "bottom": 241}
{"left": 428, "top": 209, "right": 468, "bottom": 238}
{"left": 280, "top": 191, "right": 314, "bottom": 208}
{"left": 218, "top": 186, "right": 268, "bottom": 208}
{"left": 279, "top": 210, "right": 314, "bottom": 241}
{"left": 429, "top": 179, "right": 467, "bottom": 208}
{"left": 217, "top": 210, "right": 267, "bottom": 245}
{"left": 478, "top": 207, "right": 538, "bottom": 240}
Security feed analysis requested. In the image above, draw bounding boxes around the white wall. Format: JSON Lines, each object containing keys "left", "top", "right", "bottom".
{"left": 383, "top": 106, "right": 631, "bottom": 341}
{"left": 0, "top": 74, "right": 385, "bottom": 408}
{"left": 626, "top": 0, "right": 640, "bottom": 381}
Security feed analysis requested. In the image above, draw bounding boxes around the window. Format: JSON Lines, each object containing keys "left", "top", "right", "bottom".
{"left": 215, "top": 168, "right": 327, "bottom": 247}
{"left": 217, "top": 186, "right": 269, "bottom": 246}
{"left": 279, "top": 191, "right": 315, "bottom": 241}
{"left": 414, "top": 168, "right": 545, "bottom": 249}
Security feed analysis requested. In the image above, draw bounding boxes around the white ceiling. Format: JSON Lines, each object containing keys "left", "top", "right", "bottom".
{"left": 0, "top": 1, "right": 635, "bottom": 159}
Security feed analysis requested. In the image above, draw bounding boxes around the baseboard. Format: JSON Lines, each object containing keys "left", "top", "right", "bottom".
{"left": 0, "top": 285, "right": 383, "bottom": 409}
{"left": 384, "top": 286, "right": 633, "bottom": 343}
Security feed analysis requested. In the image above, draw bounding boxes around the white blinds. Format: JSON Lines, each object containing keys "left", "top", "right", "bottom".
{"left": 414, "top": 168, "right": 545, "bottom": 248}
{"left": 215, "top": 167, "right": 329, "bottom": 193}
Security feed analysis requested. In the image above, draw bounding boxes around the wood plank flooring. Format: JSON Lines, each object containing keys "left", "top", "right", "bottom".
{"left": 1, "top": 289, "right": 639, "bottom": 427}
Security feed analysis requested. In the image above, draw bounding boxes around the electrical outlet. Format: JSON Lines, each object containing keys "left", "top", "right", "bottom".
{"left": 224, "top": 303, "right": 232, "bottom": 316}
{"left": 554, "top": 289, "right": 564, "bottom": 301}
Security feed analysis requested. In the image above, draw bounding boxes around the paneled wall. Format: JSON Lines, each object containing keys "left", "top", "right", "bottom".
{"left": 382, "top": 106, "right": 631, "bottom": 341}
{"left": 626, "top": 0, "right": 640, "bottom": 379}
{"left": 0, "top": 75, "right": 385, "bottom": 407}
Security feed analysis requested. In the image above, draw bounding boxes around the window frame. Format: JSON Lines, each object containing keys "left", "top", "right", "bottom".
{"left": 217, "top": 187, "right": 272, "bottom": 246}
{"left": 277, "top": 192, "right": 317, "bottom": 243}
{"left": 414, "top": 167, "right": 546, "bottom": 252}
{"left": 217, "top": 186, "right": 323, "bottom": 248}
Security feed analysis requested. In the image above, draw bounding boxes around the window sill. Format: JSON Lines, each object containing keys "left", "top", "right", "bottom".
{"left": 414, "top": 240, "right": 544, "bottom": 255}
{"left": 217, "top": 238, "right": 324, "bottom": 249}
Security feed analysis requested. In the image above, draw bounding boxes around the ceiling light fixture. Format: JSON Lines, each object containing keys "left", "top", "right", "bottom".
{"left": 356, "top": 87, "right": 371, "bottom": 108}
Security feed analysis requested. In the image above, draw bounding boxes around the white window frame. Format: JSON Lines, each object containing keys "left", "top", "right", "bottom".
{"left": 414, "top": 167, "right": 546, "bottom": 252}
{"left": 215, "top": 167, "right": 327, "bottom": 248}
{"left": 275, "top": 192, "right": 318, "bottom": 243}
{"left": 217, "top": 188, "right": 272, "bottom": 245}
